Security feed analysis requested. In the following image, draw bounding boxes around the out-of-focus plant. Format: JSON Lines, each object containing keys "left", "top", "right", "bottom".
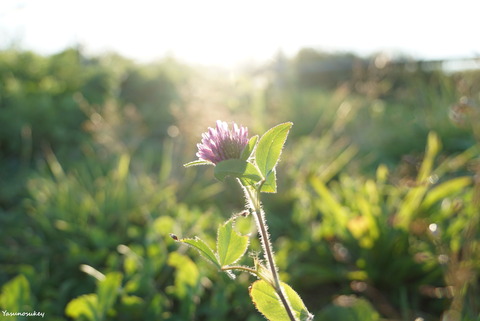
{"left": 177, "top": 121, "right": 313, "bottom": 321}
{"left": 282, "top": 128, "right": 479, "bottom": 320}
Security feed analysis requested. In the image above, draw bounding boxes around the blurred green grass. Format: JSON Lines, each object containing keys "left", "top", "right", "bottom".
{"left": 0, "top": 48, "right": 479, "bottom": 321}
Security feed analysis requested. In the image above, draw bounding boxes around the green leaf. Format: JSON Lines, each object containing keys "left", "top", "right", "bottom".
{"left": 249, "top": 280, "right": 313, "bottom": 321}
{"left": 214, "top": 159, "right": 263, "bottom": 185}
{"left": 65, "top": 272, "right": 122, "bottom": 321}
{"left": 65, "top": 293, "right": 99, "bottom": 320}
{"left": 184, "top": 159, "right": 213, "bottom": 167}
{"left": 396, "top": 131, "right": 441, "bottom": 229}
{"left": 417, "top": 132, "right": 441, "bottom": 182}
{"left": 260, "top": 169, "right": 277, "bottom": 193}
{"left": 255, "top": 122, "right": 292, "bottom": 179}
{"left": 241, "top": 135, "right": 259, "bottom": 160}
{"left": 115, "top": 154, "right": 131, "bottom": 182}
{"left": 167, "top": 252, "right": 200, "bottom": 299}
{"left": 217, "top": 219, "right": 249, "bottom": 267}
{"left": 179, "top": 237, "right": 221, "bottom": 269}
{"left": 97, "top": 272, "right": 123, "bottom": 318}
{"left": 0, "top": 274, "right": 33, "bottom": 313}
{"left": 421, "top": 176, "right": 472, "bottom": 210}
{"left": 316, "top": 297, "right": 380, "bottom": 321}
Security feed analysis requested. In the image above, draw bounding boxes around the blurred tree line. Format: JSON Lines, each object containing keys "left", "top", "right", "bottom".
{"left": 0, "top": 48, "right": 186, "bottom": 161}
{"left": 263, "top": 48, "right": 479, "bottom": 165}
{"left": 0, "top": 48, "right": 189, "bottom": 210}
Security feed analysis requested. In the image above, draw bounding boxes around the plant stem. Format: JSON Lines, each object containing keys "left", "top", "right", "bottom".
{"left": 244, "top": 185, "right": 296, "bottom": 321}
{"left": 221, "top": 265, "right": 258, "bottom": 276}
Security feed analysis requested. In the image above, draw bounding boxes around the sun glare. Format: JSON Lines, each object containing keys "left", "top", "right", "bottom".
{"left": 0, "top": 0, "right": 479, "bottom": 66}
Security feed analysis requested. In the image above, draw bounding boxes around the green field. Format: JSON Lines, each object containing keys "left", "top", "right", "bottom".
{"left": 1, "top": 48, "right": 479, "bottom": 320}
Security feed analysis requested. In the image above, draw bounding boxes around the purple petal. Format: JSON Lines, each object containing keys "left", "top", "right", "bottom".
{"left": 195, "top": 120, "right": 249, "bottom": 164}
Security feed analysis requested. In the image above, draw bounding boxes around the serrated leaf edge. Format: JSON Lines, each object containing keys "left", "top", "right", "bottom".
{"left": 256, "top": 122, "right": 293, "bottom": 177}
{"left": 183, "top": 160, "right": 213, "bottom": 167}
{"left": 178, "top": 237, "right": 221, "bottom": 268}
{"left": 216, "top": 218, "right": 250, "bottom": 267}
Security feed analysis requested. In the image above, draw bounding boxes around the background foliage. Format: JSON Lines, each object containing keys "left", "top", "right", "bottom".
{"left": 0, "top": 47, "right": 479, "bottom": 320}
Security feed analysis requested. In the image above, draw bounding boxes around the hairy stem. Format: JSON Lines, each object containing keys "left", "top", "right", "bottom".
{"left": 221, "top": 265, "right": 258, "bottom": 276}
{"left": 244, "top": 185, "right": 296, "bottom": 321}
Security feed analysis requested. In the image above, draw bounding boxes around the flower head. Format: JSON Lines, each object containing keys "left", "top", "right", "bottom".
{"left": 196, "top": 120, "right": 249, "bottom": 165}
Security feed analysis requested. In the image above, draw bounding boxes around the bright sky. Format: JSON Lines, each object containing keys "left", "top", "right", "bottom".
{"left": 0, "top": 0, "right": 479, "bottom": 66}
